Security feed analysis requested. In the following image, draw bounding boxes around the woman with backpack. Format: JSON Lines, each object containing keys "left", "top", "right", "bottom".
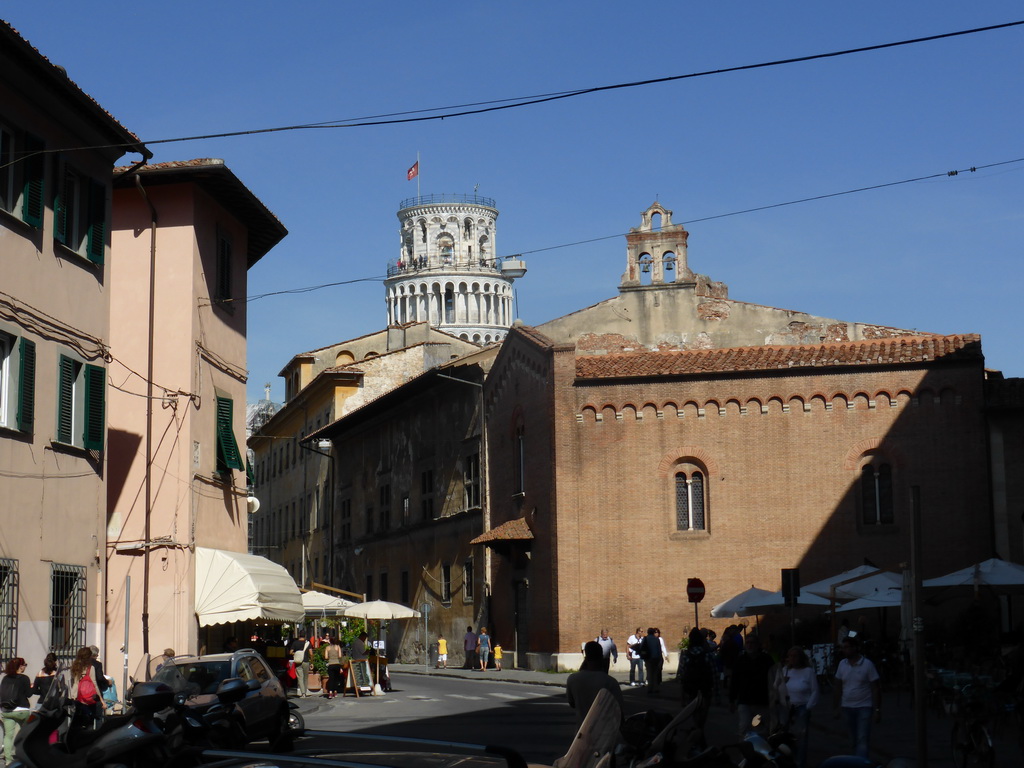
{"left": 69, "top": 646, "right": 103, "bottom": 728}
{"left": 1, "top": 657, "right": 31, "bottom": 762}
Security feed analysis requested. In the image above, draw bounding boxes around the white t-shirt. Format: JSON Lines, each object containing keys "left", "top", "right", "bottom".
{"left": 835, "top": 656, "right": 879, "bottom": 708}
{"left": 626, "top": 634, "right": 641, "bottom": 659}
{"left": 779, "top": 665, "right": 819, "bottom": 708}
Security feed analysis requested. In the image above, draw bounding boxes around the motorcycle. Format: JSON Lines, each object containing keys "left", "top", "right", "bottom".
{"left": 10, "top": 666, "right": 176, "bottom": 768}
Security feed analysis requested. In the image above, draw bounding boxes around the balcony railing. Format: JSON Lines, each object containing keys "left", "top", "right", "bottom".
{"left": 399, "top": 193, "right": 497, "bottom": 211}
{"left": 386, "top": 256, "right": 505, "bottom": 278}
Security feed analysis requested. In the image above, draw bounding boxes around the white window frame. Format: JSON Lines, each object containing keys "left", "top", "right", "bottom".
{"left": 0, "top": 333, "right": 9, "bottom": 428}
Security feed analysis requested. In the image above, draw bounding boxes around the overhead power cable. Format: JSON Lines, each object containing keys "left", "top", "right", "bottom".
{"left": 1, "top": 19, "right": 1020, "bottom": 168}
{"left": 237, "top": 156, "right": 1023, "bottom": 302}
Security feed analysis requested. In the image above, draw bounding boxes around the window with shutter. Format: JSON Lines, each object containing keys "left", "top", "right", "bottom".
{"left": 83, "top": 364, "right": 104, "bottom": 451}
{"left": 215, "top": 396, "right": 243, "bottom": 472}
{"left": 215, "top": 233, "right": 233, "bottom": 304}
{"left": 86, "top": 181, "right": 106, "bottom": 264}
{"left": 0, "top": 125, "right": 14, "bottom": 214}
{"left": 21, "top": 134, "right": 45, "bottom": 228}
{"left": 17, "top": 338, "right": 35, "bottom": 433}
{"left": 56, "top": 355, "right": 77, "bottom": 445}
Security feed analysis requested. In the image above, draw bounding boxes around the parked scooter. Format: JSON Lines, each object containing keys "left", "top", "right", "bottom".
{"left": 10, "top": 668, "right": 176, "bottom": 768}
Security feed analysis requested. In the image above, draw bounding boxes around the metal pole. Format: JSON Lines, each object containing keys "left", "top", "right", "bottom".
{"left": 122, "top": 576, "right": 130, "bottom": 694}
{"left": 910, "top": 486, "right": 927, "bottom": 766}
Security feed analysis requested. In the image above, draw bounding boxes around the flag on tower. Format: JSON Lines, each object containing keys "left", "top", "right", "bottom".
{"left": 406, "top": 161, "right": 419, "bottom": 181}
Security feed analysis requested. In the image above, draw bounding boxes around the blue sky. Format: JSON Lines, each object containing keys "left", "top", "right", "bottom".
{"left": 10, "top": 3, "right": 1023, "bottom": 402}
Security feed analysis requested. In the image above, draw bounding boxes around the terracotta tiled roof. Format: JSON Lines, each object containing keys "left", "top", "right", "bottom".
{"left": 3, "top": 21, "right": 149, "bottom": 157}
{"left": 470, "top": 517, "right": 534, "bottom": 545}
{"left": 575, "top": 335, "right": 982, "bottom": 380}
{"left": 509, "top": 323, "right": 554, "bottom": 349}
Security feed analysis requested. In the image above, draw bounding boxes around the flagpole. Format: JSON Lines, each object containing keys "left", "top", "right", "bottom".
{"left": 417, "top": 151, "right": 421, "bottom": 198}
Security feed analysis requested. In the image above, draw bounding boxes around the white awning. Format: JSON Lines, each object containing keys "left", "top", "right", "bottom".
{"left": 195, "top": 547, "right": 304, "bottom": 627}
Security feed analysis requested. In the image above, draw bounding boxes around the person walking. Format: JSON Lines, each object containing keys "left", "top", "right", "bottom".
{"left": 1, "top": 657, "right": 31, "bottom": 762}
{"left": 833, "top": 634, "right": 880, "bottom": 759}
{"left": 777, "top": 646, "right": 819, "bottom": 768}
{"left": 436, "top": 634, "right": 448, "bottom": 669}
{"left": 626, "top": 627, "right": 646, "bottom": 687}
{"left": 69, "top": 646, "right": 103, "bottom": 730}
{"left": 679, "top": 627, "right": 715, "bottom": 747}
{"left": 289, "top": 631, "right": 312, "bottom": 697}
{"left": 30, "top": 653, "right": 58, "bottom": 700}
{"left": 477, "top": 627, "right": 491, "bottom": 670}
{"left": 88, "top": 645, "right": 110, "bottom": 721}
{"left": 463, "top": 626, "right": 477, "bottom": 669}
{"left": 729, "top": 634, "right": 775, "bottom": 737}
{"left": 593, "top": 629, "right": 618, "bottom": 673}
{"left": 641, "top": 628, "right": 663, "bottom": 694}
{"left": 566, "top": 642, "right": 624, "bottom": 724}
{"left": 493, "top": 644, "right": 503, "bottom": 671}
{"left": 324, "top": 636, "right": 344, "bottom": 699}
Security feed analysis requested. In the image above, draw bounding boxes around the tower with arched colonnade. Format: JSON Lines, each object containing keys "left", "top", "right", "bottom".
{"left": 385, "top": 193, "right": 526, "bottom": 345}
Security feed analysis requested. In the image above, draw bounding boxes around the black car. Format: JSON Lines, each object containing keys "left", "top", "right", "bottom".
{"left": 149, "top": 650, "right": 301, "bottom": 748}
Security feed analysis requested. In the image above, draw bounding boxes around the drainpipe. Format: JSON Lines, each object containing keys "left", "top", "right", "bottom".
{"left": 134, "top": 175, "right": 158, "bottom": 656}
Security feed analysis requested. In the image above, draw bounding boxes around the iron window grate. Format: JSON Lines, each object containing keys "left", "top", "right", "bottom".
{"left": 50, "top": 563, "right": 86, "bottom": 663}
{"left": 0, "top": 558, "right": 18, "bottom": 660}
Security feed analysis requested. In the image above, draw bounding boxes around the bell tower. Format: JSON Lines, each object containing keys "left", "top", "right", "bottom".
{"left": 620, "top": 202, "right": 727, "bottom": 298}
{"left": 621, "top": 201, "right": 692, "bottom": 287}
{"left": 385, "top": 193, "right": 526, "bottom": 344}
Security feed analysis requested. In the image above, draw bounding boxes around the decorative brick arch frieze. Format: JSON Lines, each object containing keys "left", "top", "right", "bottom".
{"left": 573, "top": 385, "right": 958, "bottom": 422}
{"left": 843, "top": 437, "right": 905, "bottom": 471}
{"left": 657, "top": 447, "right": 720, "bottom": 478}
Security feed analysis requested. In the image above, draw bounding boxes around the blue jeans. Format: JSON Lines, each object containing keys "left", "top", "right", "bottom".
{"left": 787, "top": 703, "right": 812, "bottom": 768}
{"left": 843, "top": 706, "right": 872, "bottom": 758}
{"left": 629, "top": 657, "right": 645, "bottom": 684}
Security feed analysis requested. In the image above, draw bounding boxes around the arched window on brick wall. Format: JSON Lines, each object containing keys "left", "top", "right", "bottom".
{"left": 860, "top": 461, "right": 894, "bottom": 525}
{"left": 675, "top": 464, "right": 707, "bottom": 531}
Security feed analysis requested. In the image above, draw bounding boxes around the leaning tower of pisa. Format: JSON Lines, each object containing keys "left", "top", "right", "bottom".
{"left": 384, "top": 193, "right": 526, "bottom": 344}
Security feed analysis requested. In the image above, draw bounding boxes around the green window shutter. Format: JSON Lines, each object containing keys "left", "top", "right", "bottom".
{"left": 21, "top": 134, "right": 44, "bottom": 228}
{"left": 16, "top": 338, "right": 36, "bottom": 432}
{"left": 216, "top": 396, "right": 243, "bottom": 472}
{"left": 83, "top": 364, "right": 105, "bottom": 451}
{"left": 246, "top": 456, "right": 255, "bottom": 486}
{"left": 53, "top": 165, "right": 71, "bottom": 246}
{"left": 56, "top": 355, "right": 75, "bottom": 444}
{"left": 86, "top": 180, "right": 106, "bottom": 264}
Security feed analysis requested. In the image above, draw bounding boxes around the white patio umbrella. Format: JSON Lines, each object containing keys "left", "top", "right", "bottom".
{"left": 710, "top": 586, "right": 778, "bottom": 618}
{"left": 741, "top": 589, "right": 831, "bottom": 613}
{"left": 342, "top": 600, "right": 421, "bottom": 693}
{"left": 343, "top": 600, "right": 421, "bottom": 620}
{"left": 803, "top": 566, "right": 903, "bottom": 601}
{"left": 301, "top": 590, "right": 355, "bottom": 618}
{"left": 923, "top": 558, "right": 1024, "bottom": 593}
{"left": 835, "top": 586, "right": 904, "bottom": 612}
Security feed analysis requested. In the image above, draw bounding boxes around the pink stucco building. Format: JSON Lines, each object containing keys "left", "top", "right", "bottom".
{"left": 107, "top": 159, "right": 288, "bottom": 668}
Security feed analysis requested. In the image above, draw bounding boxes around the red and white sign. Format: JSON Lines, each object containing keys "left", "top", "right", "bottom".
{"left": 406, "top": 161, "right": 419, "bottom": 181}
{"left": 686, "top": 577, "right": 706, "bottom": 603}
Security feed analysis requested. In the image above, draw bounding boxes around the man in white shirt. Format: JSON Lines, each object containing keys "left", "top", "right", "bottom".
{"left": 594, "top": 629, "right": 618, "bottom": 673}
{"left": 626, "top": 627, "right": 646, "bottom": 686}
{"left": 833, "top": 634, "right": 881, "bottom": 759}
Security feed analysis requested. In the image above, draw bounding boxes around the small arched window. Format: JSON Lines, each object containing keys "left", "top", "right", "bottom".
{"left": 675, "top": 468, "right": 707, "bottom": 531}
{"left": 860, "top": 462, "right": 894, "bottom": 525}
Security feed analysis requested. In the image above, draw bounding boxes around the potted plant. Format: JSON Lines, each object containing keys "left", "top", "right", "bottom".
{"left": 308, "top": 645, "right": 327, "bottom": 694}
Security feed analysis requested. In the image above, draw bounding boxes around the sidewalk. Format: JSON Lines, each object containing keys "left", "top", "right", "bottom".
{"left": 389, "top": 663, "right": 1024, "bottom": 767}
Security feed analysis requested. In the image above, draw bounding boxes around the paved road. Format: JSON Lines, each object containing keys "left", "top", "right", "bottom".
{"left": 295, "top": 673, "right": 578, "bottom": 763}
{"left": 289, "top": 665, "right": 1024, "bottom": 767}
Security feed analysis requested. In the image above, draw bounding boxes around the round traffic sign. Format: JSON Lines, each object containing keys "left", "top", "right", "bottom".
{"left": 686, "top": 577, "right": 706, "bottom": 603}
